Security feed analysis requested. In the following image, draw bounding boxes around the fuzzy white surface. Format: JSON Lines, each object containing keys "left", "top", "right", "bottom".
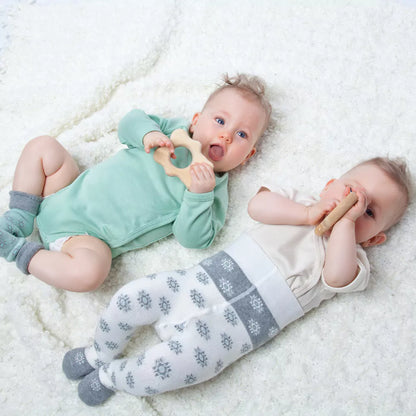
{"left": 0, "top": 1, "right": 415, "bottom": 415}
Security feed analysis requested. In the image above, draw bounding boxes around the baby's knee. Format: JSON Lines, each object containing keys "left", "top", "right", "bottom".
{"left": 71, "top": 263, "right": 109, "bottom": 292}
{"left": 25, "top": 135, "right": 57, "bottom": 152}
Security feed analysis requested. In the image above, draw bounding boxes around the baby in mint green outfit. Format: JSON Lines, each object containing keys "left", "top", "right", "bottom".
{"left": 0, "top": 74, "right": 271, "bottom": 292}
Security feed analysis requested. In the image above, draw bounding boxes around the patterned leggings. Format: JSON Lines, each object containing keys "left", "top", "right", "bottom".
{"left": 84, "top": 236, "right": 303, "bottom": 397}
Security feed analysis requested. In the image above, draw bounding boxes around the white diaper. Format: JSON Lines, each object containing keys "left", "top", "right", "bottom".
{"left": 49, "top": 236, "right": 72, "bottom": 252}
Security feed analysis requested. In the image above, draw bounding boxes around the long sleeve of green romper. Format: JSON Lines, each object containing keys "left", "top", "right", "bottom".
{"left": 37, "top": 109, "right": 229, "bottom": 257}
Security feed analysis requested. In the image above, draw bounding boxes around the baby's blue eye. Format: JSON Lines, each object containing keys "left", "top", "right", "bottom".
{"left": 366, "top": 208, "right": 374, "bottom": 218}
{"left": 216, "top": 118, "right": 225, "bottom": 125}
{"left": 237, "top": 131, "right": 247, "bottom": 139}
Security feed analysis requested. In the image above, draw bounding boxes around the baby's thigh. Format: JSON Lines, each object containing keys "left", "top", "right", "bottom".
{"left": 185, "top": 305, "right": 253, "bottom": 375}
{"left": 152, "top": 265, "right": 228, "bottom": 336}
{"left": 61, "top": 235, "right": 112, "bottom": 290}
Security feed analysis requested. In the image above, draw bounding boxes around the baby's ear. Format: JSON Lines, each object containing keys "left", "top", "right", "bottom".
{"left": 241, "top": 148, "right": 256, "bottom": 165}
{"left": 324, "top": 179, "right": 336, "bottom": 189}
{"left": 361, "top": 232, "right": 387, "bottom": 247}
{"left": 319, "top": 179, "right": 336, "bottom": 197}
{"left": 189, "top": 112, "right": 200, "bottom": 134}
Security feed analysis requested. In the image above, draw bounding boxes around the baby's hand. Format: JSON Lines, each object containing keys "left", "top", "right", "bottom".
{"left": 143, "top": 131, "right": 176, "bottom": 159}
{"left": 189, "top": 163, "right": 216, "bottom": 194}
{"left": 306, "top": 199, "right": 338, "bottom": 225}
{"left": 343, "top": 188, "right": 368, "bottom": 222}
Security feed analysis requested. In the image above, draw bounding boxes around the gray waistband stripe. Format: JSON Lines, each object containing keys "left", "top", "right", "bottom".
{"left": 200, "top": 252, "right": 252, "bottom": 300}
{"left": 200, "top": 251, "right": 280, "bottom": 349}
{"left": 231, "top": 290, "right": 280, "bottom": 348}
{"left": 224, "top": 234, "right": 305, "bottom": 329}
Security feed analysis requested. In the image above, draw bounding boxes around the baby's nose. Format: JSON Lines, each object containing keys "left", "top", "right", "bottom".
{"left": 219, "top": 133, "right": 232, "bottom": 144}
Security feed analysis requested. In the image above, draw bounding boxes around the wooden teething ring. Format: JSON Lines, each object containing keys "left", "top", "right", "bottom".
{"left": 315, "top": 192, "right": 358, "bottom": 236}
{"left": 153, "top": 129, "right": 213, "bottom": 189}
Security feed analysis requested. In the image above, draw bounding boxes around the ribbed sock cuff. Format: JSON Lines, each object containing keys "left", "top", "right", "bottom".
{"left": 9, "top": 191, "right": 43, "bottom": 215}
{"left": 15, "top": 241, "right": 43, "bottom": 275}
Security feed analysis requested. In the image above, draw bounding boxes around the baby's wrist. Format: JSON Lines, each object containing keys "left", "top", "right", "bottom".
{"left": 144, "top": 130, "right": 165, "bottom": 143}
{"left": 305, "top": 205, "right": 315, "bottom": 225}
{"left": 337, "top": 216, "right": 356, "bottom": 227}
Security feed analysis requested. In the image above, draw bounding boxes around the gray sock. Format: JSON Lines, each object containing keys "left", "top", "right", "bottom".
{"left": 62, "top": 348, "right": 95, "bottom": 380}
{"left": 78, "top": 369, "right": 115, "bottom": 406}
{"left": 0, "top": 230, "right": 26, "bottom": 261}
{"left": 15, "top": 241, "right": 43, "bottom": 275}
{"left": 9, "top": 191, "right": 43, "bottom": 213}
{"left": 0, "top": 191, "right": 43, "bottom": 237}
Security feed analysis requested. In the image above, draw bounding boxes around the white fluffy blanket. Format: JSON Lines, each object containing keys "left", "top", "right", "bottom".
{"left": 1, "top": 1, "right": 415, "bottom": 415}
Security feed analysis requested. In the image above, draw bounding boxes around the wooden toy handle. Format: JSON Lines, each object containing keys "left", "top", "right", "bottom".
{"left": 315, "top": 192, "right": 358, "bottom": 236}
{"left": 153, "top": 129, "right": 213, "bottom": 189}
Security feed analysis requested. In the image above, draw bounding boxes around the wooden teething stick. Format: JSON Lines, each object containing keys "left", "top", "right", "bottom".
{"left": 314, "top": 192, "right": 358, "bottom": 236}
{"left": 153, "top": 129, "right": 213, "bottom": 189}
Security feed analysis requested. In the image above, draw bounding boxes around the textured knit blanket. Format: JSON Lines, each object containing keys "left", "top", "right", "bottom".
{"left": 0, "top": 1, "right": 415, "bottom": 415}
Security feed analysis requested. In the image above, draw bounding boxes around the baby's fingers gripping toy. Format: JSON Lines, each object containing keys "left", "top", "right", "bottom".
{"left": 153, "top": 129, "right": 213, "bottom": 189}
{"left": 315, "top": 191, "right": 358, "bottom": 236}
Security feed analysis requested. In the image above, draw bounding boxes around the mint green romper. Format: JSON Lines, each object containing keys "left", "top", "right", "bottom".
{"left": 36, "top": 109, "right": 228, "bottom": 257}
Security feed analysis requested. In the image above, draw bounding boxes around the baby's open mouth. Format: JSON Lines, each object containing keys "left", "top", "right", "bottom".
{"left": 208, "top": 145, "right": 224, "bottom": 161}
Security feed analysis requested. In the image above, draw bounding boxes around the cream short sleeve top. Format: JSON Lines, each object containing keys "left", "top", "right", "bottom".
{"left": 247, "top": 187, "right": 370, "bottom": 313}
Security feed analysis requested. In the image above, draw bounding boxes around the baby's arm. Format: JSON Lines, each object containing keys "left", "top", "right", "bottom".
{"left": 117, "top": 109, "right": 187, "bottom": 152}
{"left": 248, "top": 189, "right": 336, "bottom": 226}
{"left": 322, "top": 190, "right": 367, "bottom": 287}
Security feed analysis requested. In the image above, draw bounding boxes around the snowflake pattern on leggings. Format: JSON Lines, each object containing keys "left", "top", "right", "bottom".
{"left": 145, "top": 386, "right": 159, "bottom": 395}
{"left": 146, "top": 273, "right": 157, "bottom": 280}
{"left": 190, "top": 289, "right": 205, "bottom": 308}
{"left": 194, "top": 347, "right": 208, "bottom": 367}
{"left": 137, "top": 353, "right": 145, "bottom": 366}
{"left": 184, "top": 374, "right": 197, "bottom": 385}
{"left": 218, "top": 278, "right": 234, "bottom": 297}
{"left": 126, "top": 372, "right": 135, "bottom": 389}
{"left": 120, "top": 360, "right": 127, "bottom": 371}
{"left": 195, "top": 271, "right": 210, "bottom": 285}
{"left": 168, "top": 340, "right": 183, "bottom": 355}
{"left": 215, "top": 359, "right": 224, "bottom": 373}
{"left": 105, "top": 341, "right": 119, "bottom": 350}
{"left": 153, "top": 358, "right": 171, "bottom": 380}
{"left": 116, "top": 294, "right": 132, "bottom": 312}
{"left": 100, "top": 318, "right": 110, "bottom": 333}
{"left": 240, "top": 343, "right": 251, "bottom": 354}
{"left": 137, "top": 290, "right": 152, "bottom": 310}
{"left": 221, "top": 333, "right": 233, "bottom": 350}
{"left": 167, "top": 276, "right": 180, "bottom": 292}
{"left": 196, "top": 320, "right": 211, "bottom": 340}
{"left": 159, "top": 296, "right": 171, "bottom": 315}
{"left": 93, "top": 341, "right": 101, "bottom": 353}
{"left": 118, "top": 322, "right": 133, "bottom": 331}
{"left": 247, "top": 319, "right": 261, "bottom": 336}
{"left": 249, "top": 294, "right": 265, "bottom": 314}
{"left": 224, "top": 307, "right": 238, "bottom": 326}
{"left": 221, "top": 257, "right": 235, "bottom": 272}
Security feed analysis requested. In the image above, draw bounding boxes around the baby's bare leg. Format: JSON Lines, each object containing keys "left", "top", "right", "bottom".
{"left": 1, "top": 136, "right": 79, "bottom": 237}
{"left": 1, "top": 137, "right": 89, "bottom": 279}
{"left": 27, "top": 235, "right": 112, "bottom": 292}
{"left": 13, "top": 135, "right": 80, "bottom": 197}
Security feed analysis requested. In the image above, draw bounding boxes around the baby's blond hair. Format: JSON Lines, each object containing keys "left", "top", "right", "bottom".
{"left": 355, "top": 156, "right": 412, "bottom": 225}
{"left": 205, "top": 73, "right": 272, "bottom": 137}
